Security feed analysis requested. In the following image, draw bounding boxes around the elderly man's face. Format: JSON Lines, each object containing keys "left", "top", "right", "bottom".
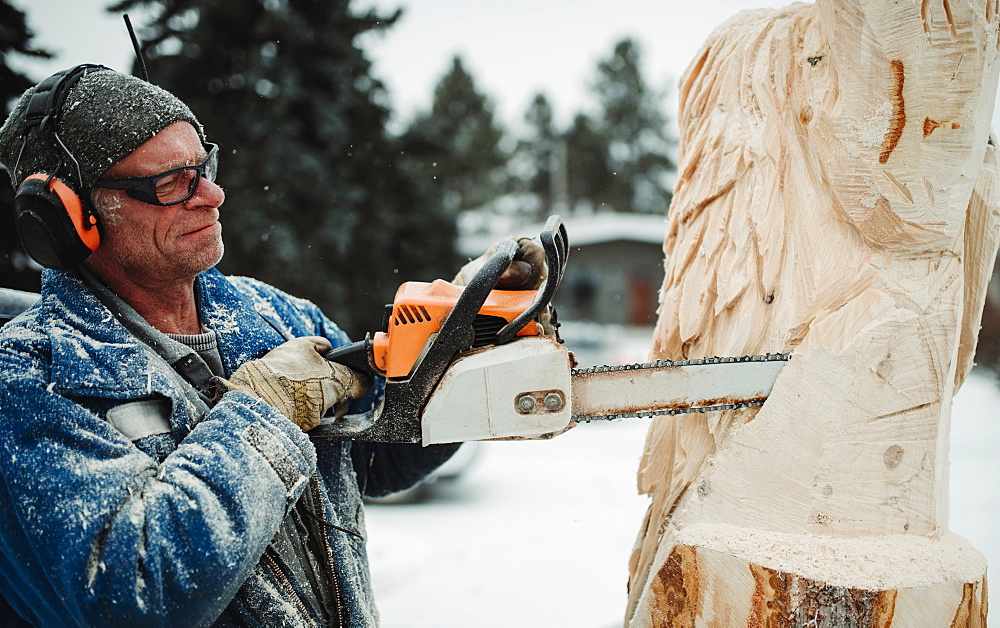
{"left": 87, "top": 121, "right": 225, "bottom": 286}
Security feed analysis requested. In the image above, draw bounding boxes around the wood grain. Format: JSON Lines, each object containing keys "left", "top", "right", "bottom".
{"left": 627, "top": 0, "right": 1000, "bottom": 624}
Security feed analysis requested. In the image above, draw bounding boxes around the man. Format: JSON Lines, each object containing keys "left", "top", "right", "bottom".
{"left": 0, "top": 66, "right": 542, "bottom": 626}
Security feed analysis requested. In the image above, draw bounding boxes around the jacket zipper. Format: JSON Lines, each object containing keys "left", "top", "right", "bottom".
{"left": 261, "top": 551, "right": 318, "bottom": 627}
{"left": 310, "top": 473, "right": 346, "bottom": 628}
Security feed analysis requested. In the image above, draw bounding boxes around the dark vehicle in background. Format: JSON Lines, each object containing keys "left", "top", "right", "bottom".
{"left": 0, "top": 288, "right": 38, "bottom": 326}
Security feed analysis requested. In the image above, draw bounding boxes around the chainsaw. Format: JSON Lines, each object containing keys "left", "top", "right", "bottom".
{"left": 311, "top": 215, "right": 789, "bottom": 445}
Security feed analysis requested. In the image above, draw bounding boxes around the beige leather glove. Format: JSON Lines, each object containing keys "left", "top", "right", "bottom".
{"left": 219, "top": 336, "right": 371, "bottom": 431}
{"left": 453, "top": 237, "right": 547, "bottom": 290}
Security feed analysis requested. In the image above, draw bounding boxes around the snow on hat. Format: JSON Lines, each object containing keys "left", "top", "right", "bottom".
{"left": 0, "top": 67, "right": 205, "bottom": 189}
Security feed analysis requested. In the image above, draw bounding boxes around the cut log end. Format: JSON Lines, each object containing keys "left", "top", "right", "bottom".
{"left": 634, "top": 532, "right": 988, "bottom": 627}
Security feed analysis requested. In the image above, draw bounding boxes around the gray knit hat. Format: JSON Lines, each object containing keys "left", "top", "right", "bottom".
{"left": 0, "top": 67, "right": 205, "bottom": 189}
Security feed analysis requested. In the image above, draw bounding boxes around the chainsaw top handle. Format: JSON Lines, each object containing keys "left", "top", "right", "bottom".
{"left": 383, "top": 215, "right": 565, "bottom": 400}
{"left": 496, "top": 215, "right": 567, "bottom": 344}
{"left": 323, "top": 214, "right": 567, "bottom": 377}
{"left": 320, "top": 231, "right": 519, "bottom": 381}
{"left": 312, "top": 215, "right": 565, "bottom": 443}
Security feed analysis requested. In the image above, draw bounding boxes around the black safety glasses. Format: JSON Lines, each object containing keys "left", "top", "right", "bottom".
{"left": 93, "top": 143, "right": 219, "bottom": 206}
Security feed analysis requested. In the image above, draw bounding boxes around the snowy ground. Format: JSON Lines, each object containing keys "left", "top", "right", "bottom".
{"left": 950, "top": 368, "right": 1000, "bottom": 627}
{"left": 365, "top": 367, "right": 1000, "bottom": 627}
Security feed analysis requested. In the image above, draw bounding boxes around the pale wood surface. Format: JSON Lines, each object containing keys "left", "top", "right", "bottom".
{"left": 627, "top": 0, "right": 1000, "bottom": 624}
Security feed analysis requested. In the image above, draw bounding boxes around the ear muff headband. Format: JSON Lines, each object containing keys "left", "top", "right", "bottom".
{"left": 23, "top": 64, "right": 111, "bottom": 139}
{"left": 14, "top": 64, "right": 110, "bottom": 270}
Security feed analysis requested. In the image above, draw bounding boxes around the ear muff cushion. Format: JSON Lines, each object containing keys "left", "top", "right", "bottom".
{"left": 14, "top": 175, "right": 100, "bottom": 270}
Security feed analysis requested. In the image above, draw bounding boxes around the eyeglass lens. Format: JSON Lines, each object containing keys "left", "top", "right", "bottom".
{"left": 154, "top": 147, "right": 218, "bottom": 204}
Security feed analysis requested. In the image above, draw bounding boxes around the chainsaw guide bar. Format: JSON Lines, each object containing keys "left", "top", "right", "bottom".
{"left": 569, "top": 353, "right": 791, "bottom": 423}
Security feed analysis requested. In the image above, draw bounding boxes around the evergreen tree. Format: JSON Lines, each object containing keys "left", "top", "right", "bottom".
{"left": 0, "top": 0, "right": 50, "bottom": 292}
{"left": 0, "top": 0, "right": 48, "bottom": 109}
{"left": 399, "top": 56, "right": 508, "bottom": 216}
{"left": 563, "top": 113, "right": 614, "bottom": 213}
{"left": 517, "top": 92, "right": 560, "bottom": 219}
{"left": 591, "top": 38, "right": 674, "bottom": 213}
{"left": 110, "top": 0, "right": 458, "bottom": 337}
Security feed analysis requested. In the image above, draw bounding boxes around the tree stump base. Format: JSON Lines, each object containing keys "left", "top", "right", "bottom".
{"left": 638, "top": 524, "right": 987, "bottom": 626}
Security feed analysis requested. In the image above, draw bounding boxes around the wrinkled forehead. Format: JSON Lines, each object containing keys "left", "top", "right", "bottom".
{"left": 105, "top": 121, "right": 207, "bottom": 178}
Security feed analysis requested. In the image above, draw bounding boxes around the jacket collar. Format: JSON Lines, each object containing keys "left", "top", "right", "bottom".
{"left": 45, "top": 269, "right": 155, "bottom": 399}
{"left": 195, "top": 269, "right": 288, "bottom": 373}
{"left": 43, "top": 268, "right": 284, "bottom": 398}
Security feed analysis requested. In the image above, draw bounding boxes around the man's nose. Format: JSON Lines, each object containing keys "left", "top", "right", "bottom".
{"left": 185, "top": 175, "right": 225, "bottom": 209}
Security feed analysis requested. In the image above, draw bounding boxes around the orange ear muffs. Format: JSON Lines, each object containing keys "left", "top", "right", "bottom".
{"left": 14, "top": 174, "right": 101, "bottom": 270}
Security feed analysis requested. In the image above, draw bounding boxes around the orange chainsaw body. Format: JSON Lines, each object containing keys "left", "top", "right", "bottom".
{"left": 371, "top": 279, "right": 542, "bottom": 379}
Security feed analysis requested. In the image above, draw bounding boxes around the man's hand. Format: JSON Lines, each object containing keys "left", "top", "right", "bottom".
{"left": 218, "top": 336, "right": 371, "bottom": 431}
{"left": 453, "top": 236, "right": 547, "bottom": 290}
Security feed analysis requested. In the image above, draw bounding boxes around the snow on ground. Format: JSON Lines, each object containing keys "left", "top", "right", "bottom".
{"left": 365, "top": 368, "right": 1000, "bottom": 627}
{"left": 950, "top": 368, "right": 1000, "bottom": 628}
{"left": 365, "top": 418, "right": 650, "bottom": 628}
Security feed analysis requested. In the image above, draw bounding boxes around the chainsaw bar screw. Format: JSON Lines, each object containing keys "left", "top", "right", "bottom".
{"left": 516, "top": 392, "right": 565, "bottom": 413}
{"left": 544, "top": 392, "right": 564, "bottom": 411}
{"left": 517, "top": 395, "right": 536, "bottom": 413}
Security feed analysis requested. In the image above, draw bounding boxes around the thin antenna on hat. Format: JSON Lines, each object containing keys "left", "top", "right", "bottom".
{"left": 123, "top": 14, "right": 150, "bottom": 82}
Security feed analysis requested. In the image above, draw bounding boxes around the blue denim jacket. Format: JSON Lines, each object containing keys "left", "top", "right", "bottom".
{"left": 0, "top": 268, "right": 454, "bottom": 626}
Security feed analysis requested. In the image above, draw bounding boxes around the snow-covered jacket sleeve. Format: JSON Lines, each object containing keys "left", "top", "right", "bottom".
{"left": 0, "top": 359, "right": 316, "bottom": 626}
{"left": 351, "top": 440, "right": 461, "bottom": 498}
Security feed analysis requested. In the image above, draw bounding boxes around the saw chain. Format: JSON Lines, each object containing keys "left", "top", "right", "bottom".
{"left": 570, "top": 353, "right": 791, "bottom": 422}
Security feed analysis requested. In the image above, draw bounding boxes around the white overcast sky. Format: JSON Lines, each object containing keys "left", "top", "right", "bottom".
{"left": 12, "top": 0, "right": 1000, "bottom": 132}
{"left": 13, "top": 0, "right": 798, "bottom": 131}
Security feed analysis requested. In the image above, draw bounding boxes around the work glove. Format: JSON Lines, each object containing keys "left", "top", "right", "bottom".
{"left": 217, "top": 336, "right": 371, "bottom": 431}
{"left": 453, "top": 236, "right": 547, "bottom": 290}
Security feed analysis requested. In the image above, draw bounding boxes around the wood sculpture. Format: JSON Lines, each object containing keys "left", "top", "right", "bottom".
{"left": 626, "top": 0, "right": 1000, "bottom": 624}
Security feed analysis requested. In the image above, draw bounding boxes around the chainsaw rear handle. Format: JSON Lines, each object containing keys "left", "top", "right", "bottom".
{"left": 322, "top": 334, "right": 377, "bottom": 378}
